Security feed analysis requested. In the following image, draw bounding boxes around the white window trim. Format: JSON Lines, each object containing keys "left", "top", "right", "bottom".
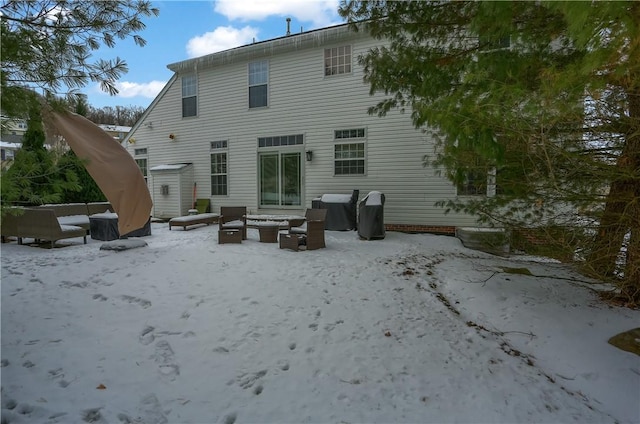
{"left": 134, "top": 149, "right": 148, "bottom": 182}
{"left": 181, "top": 74, "right": 198, "bottom": 118}
{"left": 333, "top": 128, "right": 367, "bottom": 176}
{"left": 210, "top": 140, "right": 228, "bottom": 196}
{"left": 248, "top": 60, "right": 269, "bottom": 109}
{"left": 456, "top": 167, "right": 497, "bottom": 197}
{"left": 324, "top": 44, "right": 353, "bottom": 77}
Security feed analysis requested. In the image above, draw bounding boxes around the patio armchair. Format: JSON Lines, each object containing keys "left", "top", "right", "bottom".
{"left": 280, "top": 208, "right": 327, "bottom": 251}
{"left": 219, "top": 206, "right": 247, "bottom": 240}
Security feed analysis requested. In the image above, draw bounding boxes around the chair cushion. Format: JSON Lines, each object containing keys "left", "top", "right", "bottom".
{"left": 289, "top": 225, "right": 307, "bottom": 235}
{"left": 221, "top": 219, "right": 245, "bottom": 229}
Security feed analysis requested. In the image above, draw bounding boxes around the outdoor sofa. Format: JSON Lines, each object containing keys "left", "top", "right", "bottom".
{"left": 37, "top": 202, "right": 113, "bottom": 232}
{"left": 1, "top": 207, "right": 87, "bottom": 247}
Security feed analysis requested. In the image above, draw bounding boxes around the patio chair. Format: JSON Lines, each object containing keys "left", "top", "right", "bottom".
{"left": 219, "top": 206, "right": 247, "bottom": 240}
{"left": 280, "top": 208, "right": 327, "bottom": 251}
{"left": 195, "top": 198, "right": 211, "bottom": 214}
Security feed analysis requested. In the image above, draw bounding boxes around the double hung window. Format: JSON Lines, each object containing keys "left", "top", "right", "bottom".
{"left": 249, "top": 61, "right": 268, "bottom": 108}
{"left": 182, "top": 75, "right": 197, "bottom": 117}
{"left": 334, "top": 129, "right": 365, "bottom": 175}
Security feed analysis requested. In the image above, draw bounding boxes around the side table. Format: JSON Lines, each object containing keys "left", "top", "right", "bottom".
{"left": 89, "top": 213, "right": 119, "bottom": 241}
{"left": 258, "top": 224, "right": 280, "bottom": 243}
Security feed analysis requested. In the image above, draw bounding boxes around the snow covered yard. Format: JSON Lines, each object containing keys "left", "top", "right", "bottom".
{"left": 1, "top": 222, "right": 638, "bottom": 424}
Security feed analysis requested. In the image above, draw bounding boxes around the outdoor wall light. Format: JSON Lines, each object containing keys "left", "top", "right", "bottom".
{"left": 128, "top": 137, "right": 136, "bottom": 144}
{"left": 305, "top": 150, "right": 313, "bottom": 161}
{"left": 169, "top": 133, "right": 176, "bottom": 141}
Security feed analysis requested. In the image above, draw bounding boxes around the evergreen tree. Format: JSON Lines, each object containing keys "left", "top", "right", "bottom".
{"left": 1, "top": 108, "right": 81, "bottom": 207}
{"left": 339, "top": 1, "right": 639, "bottom": 302}
{"left": 1, "top": 1, "right": 157, "bottom": 215}
{"left": 57, "top": 150, "right": 106, "bottom": 203}
{"left": 1, "top": 0, "right": 159, "bottom": 117}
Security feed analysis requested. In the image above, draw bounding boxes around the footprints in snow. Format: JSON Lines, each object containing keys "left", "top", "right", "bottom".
{"left": 57, "top": 276, "right": 154, "bottom": 309}
{"left": 139, "top": 325, "right": 156, "bottom": 345}
{"left": 308, "top": 319, "right": 344, "bottom": 332}
{"left": 117, "top": 393, "right": 168, "bottom": 424}
{"left": 236, "top": 369, "right": 267, "bottom": 389}
{"left": 138, "top": 325, "right": 191, "bottom": 381}
{"left": 120, "top": 295, "right": 152, "bottom": 309}
{"left": 153, "top": 340, "right": 180, "bottom": 380}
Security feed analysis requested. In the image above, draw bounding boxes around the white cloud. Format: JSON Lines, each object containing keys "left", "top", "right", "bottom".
{"left": 186, "top": 25, "right": 259, "bottom": 58}
{"left": 113, "top": 80, "right": 166, "bottom": 98}
{"left": 214, "top": 0, "right": 340, "bottom": 28}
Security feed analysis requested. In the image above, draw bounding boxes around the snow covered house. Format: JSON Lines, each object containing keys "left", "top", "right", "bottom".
{"left": 125, "top": 23, "right": 487, "bottom": 233}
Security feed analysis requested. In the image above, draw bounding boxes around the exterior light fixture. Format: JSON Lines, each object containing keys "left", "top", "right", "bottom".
{"left": 169, "top": 133, "right": 176, "bottom": 141}
{"left": 128, "top": 137, "right": 136, "bottom": 144}
{"left": 305, "top": 150, "right": 313, "bottom": 161}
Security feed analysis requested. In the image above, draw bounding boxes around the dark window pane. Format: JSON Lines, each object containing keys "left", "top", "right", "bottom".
{"left": 182, "top": 96, "right": 197, "bottom": 117}
{"left": 211, "top": 175, "right": 227, "bottom": 195}
{"left": 249, "top": 85, "right": 267, "bottom": 108}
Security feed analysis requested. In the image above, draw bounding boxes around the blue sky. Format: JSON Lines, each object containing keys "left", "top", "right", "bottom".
{"left": 85, "top": 0, "right": 344, "bottom": 109}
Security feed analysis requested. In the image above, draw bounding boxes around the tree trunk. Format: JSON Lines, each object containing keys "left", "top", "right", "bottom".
{"left": 588, "top": 90, "right": 640, "bottom": 302}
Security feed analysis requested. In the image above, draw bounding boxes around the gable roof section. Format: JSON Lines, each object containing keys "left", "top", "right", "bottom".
{"left": 124, "top": 73, "right": 177, "bottom": 141}
{"left": 167, "top": 23, "right": 364, "bottom": 74}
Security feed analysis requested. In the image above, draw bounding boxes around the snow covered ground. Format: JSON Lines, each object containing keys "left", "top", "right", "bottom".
{"left": 1, "top": 221, "right": 638, "bottom": 424}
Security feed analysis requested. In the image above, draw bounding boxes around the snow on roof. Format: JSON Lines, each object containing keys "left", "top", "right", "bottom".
{"left": 149, "top": 163, "right": 192, "bottom": 172}
{"left": 98, "top": 124, "right": 132, "bottom": 133}
{"left": 0, "top": 141, "right": 22, "bottom": 149}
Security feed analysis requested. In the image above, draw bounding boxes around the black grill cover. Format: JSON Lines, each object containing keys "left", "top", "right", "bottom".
{"left": 358, "top": 191, "right": 385, "bottom": 240}
{"left": 311, "top": 190, "right": 358, "bottom": 231}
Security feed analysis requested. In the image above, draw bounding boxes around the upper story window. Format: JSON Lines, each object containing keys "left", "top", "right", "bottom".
{"left": 249, "top": 61, "right": 268, "bottom": 108}
{"left": 478, "top": 35, "right": 511, "bottom": 51}
{"left": 182, "top": 74, "right": 197, "bottom": 117}
{"left": 334, "top": 128, "right": 365, "bottom": 175}
{"left": 324, "top": 45, "right": 351, "bottom": 76}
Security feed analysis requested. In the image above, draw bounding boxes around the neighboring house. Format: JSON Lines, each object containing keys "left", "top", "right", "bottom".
{"left": 1, "top": 140, "right": 21, "bottom": 170}
{"left": 125, "top": 23, "right": 490, "bottom": 232}
{"left": 98, "top": 124, "right": 131, "bottom": 144}
{"left": 1, "top": 116, "right": 28, "bottom": 137}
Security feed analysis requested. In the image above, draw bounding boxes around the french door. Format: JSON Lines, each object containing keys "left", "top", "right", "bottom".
{"left": 259, "top": 151, "right": 302, "bottom": 207}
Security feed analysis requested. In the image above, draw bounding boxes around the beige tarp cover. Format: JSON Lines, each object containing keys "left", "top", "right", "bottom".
{"left": 50, "top": 111, "right": 152, "bottom": 236}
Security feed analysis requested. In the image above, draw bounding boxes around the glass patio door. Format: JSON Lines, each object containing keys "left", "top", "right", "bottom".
{"left": 259, "top": 151, "right": 301, "bottom": 207}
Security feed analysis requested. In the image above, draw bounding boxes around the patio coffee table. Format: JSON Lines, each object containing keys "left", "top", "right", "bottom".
{"left": 258, "top": 223, "right": 280, "bottom": 243}
{"left": 89, "top": 213, "right": 119, "bottom": 241}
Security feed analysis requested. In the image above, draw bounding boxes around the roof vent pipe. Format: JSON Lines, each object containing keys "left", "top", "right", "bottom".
{"left": 286, "top": 17, "right": 291, "bottom": 36}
